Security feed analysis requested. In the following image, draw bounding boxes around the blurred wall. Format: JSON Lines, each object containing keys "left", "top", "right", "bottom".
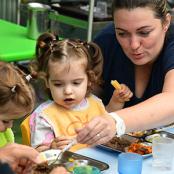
{"left": 0, "top": 0, "right": 20, "bottom": 23}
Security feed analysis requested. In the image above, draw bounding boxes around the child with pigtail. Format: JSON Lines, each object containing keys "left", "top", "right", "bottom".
{"left": 0, "top": 61, "right": 35, "bottom": 147}
{"left": 29, "top": 33, "right": 108, "bottom": 152}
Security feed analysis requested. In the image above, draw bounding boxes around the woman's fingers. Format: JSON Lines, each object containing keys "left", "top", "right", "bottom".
{"left": 83, "top": 125, "right": 111, "bottom": 145}
{"left": 76, "top": 116, "right": 116, "bottom": 145}
{"left": 76, "top": 117, "right": 106, "bottom": 144}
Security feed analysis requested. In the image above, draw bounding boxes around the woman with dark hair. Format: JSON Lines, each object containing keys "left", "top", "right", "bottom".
{"left": 76, "top": 0, "right": 174, "bottom": 145}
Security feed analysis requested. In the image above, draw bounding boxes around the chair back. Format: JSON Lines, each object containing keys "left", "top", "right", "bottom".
{"left": 20, "top": 116, "right": 31, "bottom": 146}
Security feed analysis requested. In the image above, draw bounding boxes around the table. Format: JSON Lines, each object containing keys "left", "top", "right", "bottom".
{"left": 77, "top": 129, "right": 174, "bottom": 174}
{"left": 0, "top": 19, "right": 36, "bottom": 62}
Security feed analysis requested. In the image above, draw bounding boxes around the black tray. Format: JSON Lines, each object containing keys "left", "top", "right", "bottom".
{"left": 61, "top": 151, "right": 109, "bottom": 171}
{"left": 98, "top": 131, "right": 174, "bottom": 159}
{"left": 98, "top": 134, "right": 152, "bottom": 158}
{"left": 145, "top": 131, "right": 174, "bottom": 142}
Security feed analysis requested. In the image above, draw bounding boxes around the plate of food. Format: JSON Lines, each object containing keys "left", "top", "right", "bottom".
{"left": 98, "top": 135, "right": 152, "bottom": 158}
{"left": 127, "top": 129, "right": 156, "bottom": 138}
{"left": 145, "top": 131, "right": 174, "bottom": 143}
{"left": 32, "top": 149, "right": 109, "bottom": 174}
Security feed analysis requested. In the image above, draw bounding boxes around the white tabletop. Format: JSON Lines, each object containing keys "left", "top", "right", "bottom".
{"left": 77, "top": 129, "right": 174, "bottom": 174}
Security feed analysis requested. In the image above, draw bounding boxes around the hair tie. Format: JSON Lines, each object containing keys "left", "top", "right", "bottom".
{"left": 39, "top": 41, "right": 46, "bottom": 48}
{"left": 67, "top": 41, "right": 80, "bottom": 49}
{"left": 50, "top": 39, "right": 57, "bottom": 52}
{"left": 11, "top": 86, "right": 16, "bottom": 93}
{"left": 26, "top": 74, "right": 32, "bottom": 82}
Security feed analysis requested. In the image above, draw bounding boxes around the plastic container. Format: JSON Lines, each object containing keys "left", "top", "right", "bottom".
{"left": 73, "top": 165, "right": 101, "bottom": 174}
{"left": 118, "top": 152, "right": 143, "bottom": 174}
{"left": 27, "top": 2, "right": 51, "bottom": 39}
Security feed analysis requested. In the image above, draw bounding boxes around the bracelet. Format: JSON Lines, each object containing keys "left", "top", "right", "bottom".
{"left": 109, "top": 112, "right": 126, "bottom": 137}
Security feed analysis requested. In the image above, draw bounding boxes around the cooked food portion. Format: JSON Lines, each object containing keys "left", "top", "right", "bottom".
{"left": 127, "top": 129, "right": 156, "bottom": 137}
{"left": 31, "top": 162, "right": 63, "bottom": 174}
{"left": 127, "top": 143, "right": 152, "bottom": 155}
{"left": 145, "top": 134, "right": 161, "bottom": 143}
{"left": 103, "top": 136, "right": 152, "bottom": 155}
{"left": 127, "top": 131, "right": 146, "bottom": 137}
{"left": 104, "top": 136, "right": 132, "bottom": 152}
{"left": 111, "top": 80, "right": 121, "bottom": 90}
{"left": 32, "top": 162, "right": 53, "bottom": 174}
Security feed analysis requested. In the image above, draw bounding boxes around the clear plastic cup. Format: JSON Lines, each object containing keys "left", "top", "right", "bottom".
{"left": 152, "top": 136, "right": 174, "bottom": 170}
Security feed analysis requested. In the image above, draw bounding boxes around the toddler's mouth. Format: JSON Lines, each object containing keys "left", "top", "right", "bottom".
{"left": 64, "top": 98, "right": 74, "bottom": 102}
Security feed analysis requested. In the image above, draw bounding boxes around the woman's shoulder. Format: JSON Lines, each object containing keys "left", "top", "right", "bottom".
{"left": 166, "top": 23, "right": 174, "bottom": 41}
{"left": 95, "top": 22, "right": 115, "bottom": 36}
{"left": 94, "top": 22, "right": 118, "bottom": 45}
{"left": 158, "top": 23, "right": 174, "bottom": 73}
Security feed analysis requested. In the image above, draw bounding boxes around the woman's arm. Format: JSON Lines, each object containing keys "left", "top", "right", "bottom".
{"left": 118, "top": 69, "right": 174, "bottom": 132}
{"left": 76, "top": 69, "right": 174, "bottom": 145}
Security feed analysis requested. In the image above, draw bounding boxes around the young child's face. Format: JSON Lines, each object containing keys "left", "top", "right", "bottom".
{"left": 0, "top": 119, "right": 13, "bottom": 132}
{"left": 0, "top": 113, "right": 17, "bottom": 132}
{"left": 47, "top": 59, "right": 88, "bottom": 109}
{"left": 0, "top": 105, "right": 29, "bottom": 132}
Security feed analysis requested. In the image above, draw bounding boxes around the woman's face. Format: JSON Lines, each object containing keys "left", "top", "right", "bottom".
{"left": 114, "top": 7, "right": 170, "bottom": 65}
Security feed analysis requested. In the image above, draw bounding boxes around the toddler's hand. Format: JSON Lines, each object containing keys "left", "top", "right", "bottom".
{"left": 112, "top": 84, "right": 133, "bottom": 103}
{"left": 50, "top": 136, "right": 72, "bottom": 150}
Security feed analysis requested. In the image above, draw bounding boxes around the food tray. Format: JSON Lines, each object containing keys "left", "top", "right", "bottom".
{"left": 60, "top": 151, "right": 109, "bottom": 171}
{"left": 41, "top": 149, "right": 109, "bottom": 171}
{"left": 98, "top": 131, "right": 174, "bottom": 158}
{"left": 145, "top": 131, "right": 174, "bottom": 142}
{"left": 98, "top": 134, "right": 152, "bottom": 158}
{"left": 127, "top": 129, "right": 156, "bottom": 138}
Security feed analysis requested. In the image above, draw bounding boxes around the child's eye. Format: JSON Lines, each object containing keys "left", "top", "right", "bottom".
{"left": 54, "top": 83, "right": 62, "bottom": 87}
{"left": 2, "top": 120, "right": 11, "bottom": 124}
{"left": 73, "top": 81, "right": 82, "bottom": 85}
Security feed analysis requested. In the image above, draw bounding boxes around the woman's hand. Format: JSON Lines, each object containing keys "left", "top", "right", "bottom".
{"left": 76, "top": 115, "right": 116, "bottom": 145}
{"left": 50, "top": 136, "right": 72, "bottom": 150}
{"left": 0, "top": 143, "right": 43, "bottom": 174}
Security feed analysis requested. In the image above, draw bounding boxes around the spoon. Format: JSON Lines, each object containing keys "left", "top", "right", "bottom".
{"left": 50, "top": 138, "right": 77, "bottom": 164}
